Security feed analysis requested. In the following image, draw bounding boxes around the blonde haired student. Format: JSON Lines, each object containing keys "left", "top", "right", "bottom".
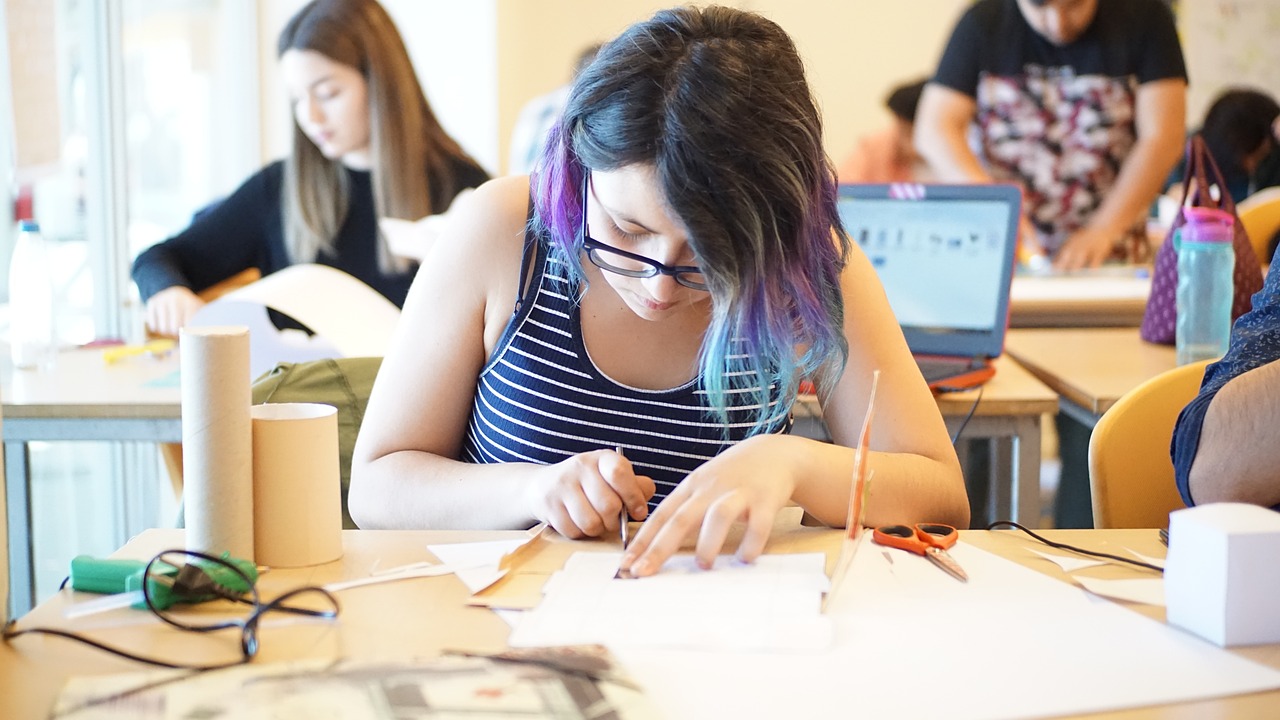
{"left": 132, "top": 0, "right": 488, "bottom": 336}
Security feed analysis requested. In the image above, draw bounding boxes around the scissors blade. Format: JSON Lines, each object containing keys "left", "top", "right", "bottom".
{"left": 926, "top": 548, "right": 969, "bottom": 583}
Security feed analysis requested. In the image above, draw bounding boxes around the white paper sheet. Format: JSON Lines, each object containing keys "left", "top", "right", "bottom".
{"left": 190, "top": 264, "right": 400, "bottom": 379}
{"left": 509, "top": 552, "right": 832, "bottom": 652}
{"left": 610, "top": 536, "right": 1280, "bottom": 720}
{"left": 1010, "top": 273, "right": 1151, "bottom": 302}
{"left": 1074, "top": 576, "right": 1167, "bottom": 606}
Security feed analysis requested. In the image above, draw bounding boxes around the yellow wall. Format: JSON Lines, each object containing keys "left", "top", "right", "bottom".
{"left": 252, "top": 2, "right": 1280, "bottom": 180}
{"left": 495, "top": 1, "right": 971, "bottom": 175}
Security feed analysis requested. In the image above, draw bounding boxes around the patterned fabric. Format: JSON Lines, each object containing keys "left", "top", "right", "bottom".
{"left": 1171, "top": 249, "right": 1280, "bottom": 510}
{"left": 977, "top": 70, "right": 1142, "bottom": 258}
{"left": 462, "top": 235, "right": 791, "bottom": 509}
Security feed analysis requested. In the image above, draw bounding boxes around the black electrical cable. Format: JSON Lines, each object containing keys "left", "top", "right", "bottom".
{"left": 947, "top": 384, "right": 985, "bottom": 445}
{"left": 3, "top": 548, "right": 340, "bottom": 670}
{"left": 986, "top": 520, "right": 1165, "bottom": 573}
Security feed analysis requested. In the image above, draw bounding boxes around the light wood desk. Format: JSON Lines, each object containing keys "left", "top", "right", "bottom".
{"left": 2, "top": 347, "right": 181, "bottom": 616}
{"left": 1004, "top": 328, "right": 1178, "bottom": 427}
{"left": 2, "top": 526, "right": 1278, "bottom": 719}
{"left": 797, "top": 356, "right": 1059, "bottom": 526}
{"left": 1009, "top": 270, "right": 1151, "bottom": 327}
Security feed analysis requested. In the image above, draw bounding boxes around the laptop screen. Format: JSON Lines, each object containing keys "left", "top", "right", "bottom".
{"left": 836, "top": 183, "right": 1022, "bottom": 359}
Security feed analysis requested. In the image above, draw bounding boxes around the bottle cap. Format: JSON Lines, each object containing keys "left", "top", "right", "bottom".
{"left": 1181, "top": 207, "right": 1233, "bottom": 244}
{"left": 17, "top": 219, "right": 39, "bottom": 233}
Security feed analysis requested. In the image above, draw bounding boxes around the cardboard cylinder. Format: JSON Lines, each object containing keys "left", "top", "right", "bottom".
{"left": 181, "top": 326, "right": 254, "bottom": 560}
{"left": 251, "top": 403, "right": 343, "bottom": 568}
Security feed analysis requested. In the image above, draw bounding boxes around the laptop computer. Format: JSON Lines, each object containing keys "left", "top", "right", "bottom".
{"left": 837, "top": 183, "right": 1022, "bottom": 392}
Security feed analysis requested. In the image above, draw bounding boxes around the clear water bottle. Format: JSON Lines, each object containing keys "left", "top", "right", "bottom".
{"left": 1175, "top": 207, "right": 1235, "bottom": 366}
{"left": 8, "top": 220, "right": 57, "bottom": 370}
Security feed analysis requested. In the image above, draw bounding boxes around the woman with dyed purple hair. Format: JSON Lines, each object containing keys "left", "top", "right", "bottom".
{"left": 350, "top": 6, "right": 967, "bottom": 575}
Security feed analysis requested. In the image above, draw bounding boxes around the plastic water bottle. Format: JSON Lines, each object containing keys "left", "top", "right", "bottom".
{"left": 1175, "top": 208, "right": 1234, "bottom": 366}
{"left": 8, "top": 220, "right": 57, "bottom": 370}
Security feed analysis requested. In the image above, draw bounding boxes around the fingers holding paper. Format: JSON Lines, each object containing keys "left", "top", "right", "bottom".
{"left": 524, "top": 449, "right": 654, "bottom": 539}
{"left": 144, "top": 285, "right": 206, "bottom": 337}
{"left": 620, "top": 435, "right": 795, "bottom": 578}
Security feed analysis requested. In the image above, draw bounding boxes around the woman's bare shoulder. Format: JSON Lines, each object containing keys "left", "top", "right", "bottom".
{"left": 430, "top": 175, "right": 532, "bottom": 281}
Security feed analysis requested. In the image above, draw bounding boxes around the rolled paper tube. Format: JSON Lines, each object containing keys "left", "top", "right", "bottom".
{"left": 251, "top": 403, "right": 343, "bottom": 568}
{"left": 181, "top": 326, "right": 254, "bottom": 560}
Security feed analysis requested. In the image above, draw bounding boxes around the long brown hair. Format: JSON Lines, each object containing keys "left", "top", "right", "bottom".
{"left": 277, "top": 0, "right": 477, "bottom": 273}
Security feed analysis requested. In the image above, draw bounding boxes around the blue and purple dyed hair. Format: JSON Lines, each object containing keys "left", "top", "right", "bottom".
{"left": 533, "top": 5, "right": 850, "bottom": 434}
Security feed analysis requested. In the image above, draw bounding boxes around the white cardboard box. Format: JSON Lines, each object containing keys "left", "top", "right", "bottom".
{"left": 1165, "top": 503, "right": 1280, "bottom": 647}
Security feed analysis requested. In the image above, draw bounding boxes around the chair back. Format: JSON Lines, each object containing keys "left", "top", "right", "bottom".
{"left": 1087, "top": 359, "right": 1211, "bottom": 529}
{"left": 251, "top": 357, "right": 383, "bottom": 529}
{"left": 1237, "top": 186, "right": 1280, "bottom": 267}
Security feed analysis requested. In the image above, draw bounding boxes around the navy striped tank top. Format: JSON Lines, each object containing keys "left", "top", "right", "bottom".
{"left": 462, "top": 234, "right": 791, "bottom": 506}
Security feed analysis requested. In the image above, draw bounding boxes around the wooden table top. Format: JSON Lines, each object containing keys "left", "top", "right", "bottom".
{"left": 1, "top": 345, "right": 180, "bottom": 421}
{"left": 4, "top": 524, "right": 1277, "bottom": 719}
{"left": 1005, "top": 327, "right": 1177, "bottom": 417}
{"left": 797, "top": 355, "right": 1059, "bottom": 420}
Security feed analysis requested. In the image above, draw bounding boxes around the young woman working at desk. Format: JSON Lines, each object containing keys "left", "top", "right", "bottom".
{"left": 131, "top": 0, "right": 488, "bottom": 337}
{"left": 350, "top": 6, "right": 968, "bottom": 577}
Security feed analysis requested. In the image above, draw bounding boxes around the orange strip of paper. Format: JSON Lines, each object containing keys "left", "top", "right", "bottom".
{"left": 845, "top": 370, "right": 880, "bottom": 539}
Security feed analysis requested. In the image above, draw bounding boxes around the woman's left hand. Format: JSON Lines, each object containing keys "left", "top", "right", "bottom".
{"left": 619, "top": 435, "right": 797, "bottom": 577}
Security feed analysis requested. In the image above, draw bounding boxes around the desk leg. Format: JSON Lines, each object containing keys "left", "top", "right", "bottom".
{"left": 6, "top": 441, "right": 33, "bottom": 617}
{"left": 1012, "top": 415, "right": 1043, "bottom": 528}
{"left": 969, "top": 415, "right": 1044, "bottom": 529}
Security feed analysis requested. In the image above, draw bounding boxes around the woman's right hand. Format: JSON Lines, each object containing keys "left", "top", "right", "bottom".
{"left": 144, "top": 286, "right": 206, "bottom": 337}
{"left": 524, "top": 449, "right": 656, "bottom": 538}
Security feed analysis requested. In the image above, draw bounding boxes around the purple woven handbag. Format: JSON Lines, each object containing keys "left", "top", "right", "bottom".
{"left": 1140, "top": 135, "right": 1263, "bottom": 345}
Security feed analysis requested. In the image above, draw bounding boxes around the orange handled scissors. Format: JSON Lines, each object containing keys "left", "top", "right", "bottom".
{"left": 872, "top": 523, "right": 968, "bottom": 583}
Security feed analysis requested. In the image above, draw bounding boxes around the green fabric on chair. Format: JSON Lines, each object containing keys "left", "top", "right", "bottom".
{"left": 252, "top": 357, "right": 383, "bottom": 529}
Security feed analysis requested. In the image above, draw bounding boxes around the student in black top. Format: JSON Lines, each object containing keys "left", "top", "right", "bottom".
{"left": 915, "top": 0, "right": 1187, "bottom": 271}
{"left": 132, "top": 0, "right": 488, "bottom": 336}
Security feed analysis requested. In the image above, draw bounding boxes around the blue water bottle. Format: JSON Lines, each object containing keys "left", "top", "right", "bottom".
{"left": 1175, "top": 207, "right": 1235, "bottom": 365}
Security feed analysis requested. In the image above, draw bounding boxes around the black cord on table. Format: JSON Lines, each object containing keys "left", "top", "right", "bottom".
{"left": 986, "top": 520, "right": 1165, "bottom": 573}
{"left": 3, "top": 549, "right": 340, "bottom": 670}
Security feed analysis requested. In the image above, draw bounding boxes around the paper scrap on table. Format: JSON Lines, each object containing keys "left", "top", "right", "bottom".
{"left": 427, "top": 525, "right": 547, "bottom": 595}
{"left": 324, "top": 563, "right": 462, "bottom": 593}
{"left": 1074, "top": 576, "right": 1166, "bottom": 606}
{"left": 1029, "top": 548, "right": 1108, "bottom": 573}
{"left": 509, "top": 552, "right": 832, "bottom": 652}
{"left": 1124, "top": 547, "right": 1166, "bottom": 569}
{"left": 189, "top": 264, "right": 400, "bottom": 379}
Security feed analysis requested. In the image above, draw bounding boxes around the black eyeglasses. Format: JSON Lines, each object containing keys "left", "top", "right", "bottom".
{"left": 580, "top": 175, "right": 709, "bottom": 291}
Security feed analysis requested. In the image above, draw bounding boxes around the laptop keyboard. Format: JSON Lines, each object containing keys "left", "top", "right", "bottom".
{"left": 917, "top": 357, "right": 984, "bottom": 383}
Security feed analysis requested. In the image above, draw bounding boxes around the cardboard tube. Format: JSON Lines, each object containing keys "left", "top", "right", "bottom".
{"left": 252, "top": 403, "right": 343, "bottom": 568}
{"left": 181, "top": 326, "right": 254, "bottom": 560}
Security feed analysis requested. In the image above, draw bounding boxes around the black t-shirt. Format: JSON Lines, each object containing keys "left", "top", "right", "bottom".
{"left": 933, "top": 0, "right": 1187, "bottom": 95}
{"left": 131, "top": 154, "right": 489, "bottom": 308}
{"left": 931, "top": 0, "right": 1187, "bottom": 256}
